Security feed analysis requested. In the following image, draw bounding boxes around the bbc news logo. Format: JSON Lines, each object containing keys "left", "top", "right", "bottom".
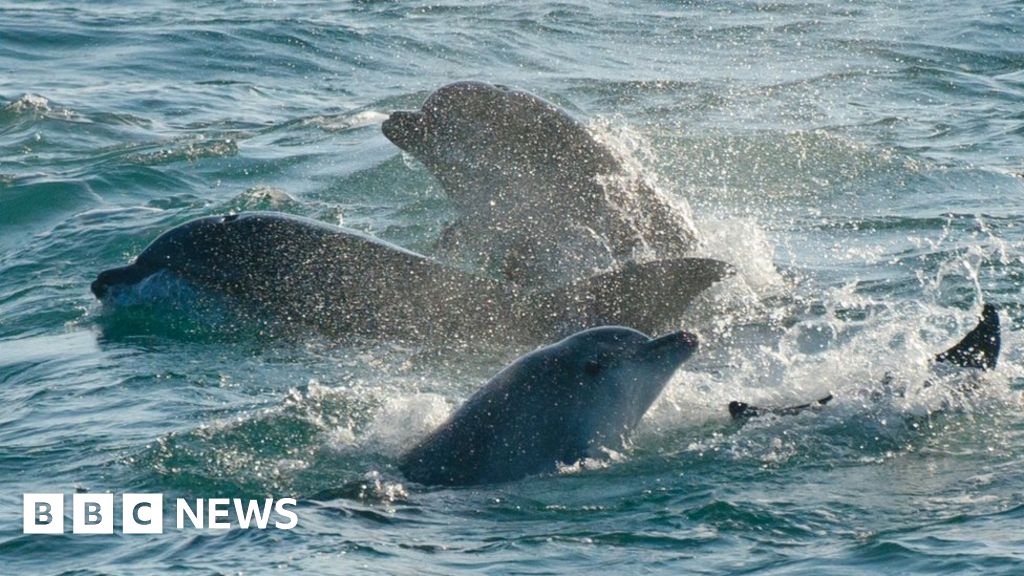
{"left": 23, "top": 494, "right": 298, "bottom": 534}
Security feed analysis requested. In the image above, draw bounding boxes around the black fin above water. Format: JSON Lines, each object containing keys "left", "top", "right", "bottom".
{"left": 934, "top": 304, "right": 1000, "bottom": 370}
{"left": 729, "top": 303, "right": 1002, "bottom": 421}
{"left": 729, "top": 394, "right": 833, "bottom": 420}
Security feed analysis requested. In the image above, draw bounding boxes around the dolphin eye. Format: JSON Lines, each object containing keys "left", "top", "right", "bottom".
{"left": 583, "top": 360, "right": 602, "bottom": 377}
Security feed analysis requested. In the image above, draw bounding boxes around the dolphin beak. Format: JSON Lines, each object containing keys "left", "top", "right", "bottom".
{"left": 382, "top": 110, "right": 426, "bottom": 150}
{"left": 91, "top": 264, "right": 152, "bottom": 300}
{"left": 627, "top": 330, "right": 698, "bottom": 413}
{"left": 640, "top": 330, "right": 699, "bottom": 367}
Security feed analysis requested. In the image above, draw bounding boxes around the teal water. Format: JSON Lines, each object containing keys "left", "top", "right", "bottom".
{"left": 3, "top": 1, "right": 1024, "bottom": 574}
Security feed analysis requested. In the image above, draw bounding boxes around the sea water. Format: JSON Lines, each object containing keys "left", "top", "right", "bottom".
{"left": 2, "top": 1, "right": 1023, "bottom": 574}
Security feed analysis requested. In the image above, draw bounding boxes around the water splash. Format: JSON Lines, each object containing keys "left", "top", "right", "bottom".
{"left": 3, "top": 93, "right": 51, "bottom": 114}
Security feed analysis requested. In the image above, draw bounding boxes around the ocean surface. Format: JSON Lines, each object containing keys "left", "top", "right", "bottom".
{"left": 3, "top": 1, "right": 1024, "bottom": 574}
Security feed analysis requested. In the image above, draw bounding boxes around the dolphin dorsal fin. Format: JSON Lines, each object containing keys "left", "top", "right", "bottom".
{"left": 934, "top": 304, "right": 1000, "bottom": 370}
{"left": 519, "top": 257, "right": 733, "bottom": 339}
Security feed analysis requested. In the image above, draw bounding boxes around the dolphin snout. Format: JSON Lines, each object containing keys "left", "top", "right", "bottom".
{"left": 382, "top": 110, "right": 426, "bottom": 149}
{"left": 91, "top": 264, "right": 151, "bottom": 300}
{"left": 642, "top": 330, "right": 699, "bottom": 365}
{"left": 90, "top": 277, "right": 107, "bottom": 299}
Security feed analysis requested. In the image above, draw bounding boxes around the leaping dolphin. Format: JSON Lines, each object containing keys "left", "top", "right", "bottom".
{"left": 92, "top": 211, "right": 730, "bottom": 344}
{"left": 383, "top": 81, "right": 705, "bottom": 287}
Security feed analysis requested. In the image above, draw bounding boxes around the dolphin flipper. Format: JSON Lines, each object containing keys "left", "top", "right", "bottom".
{"left": 934, "top": 303, "right": 1000, "bottom": 370}
{"left": 728, "top": 394, "right": 833, "bottom": 421}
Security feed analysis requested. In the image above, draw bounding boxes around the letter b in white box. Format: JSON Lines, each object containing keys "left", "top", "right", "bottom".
{"left": 73, "top": 493, "right": 114, "bottom": 534}
{"left": 123, "top": 494, "right": 163, "bottom": 534}
{"left": 23, "top": 493, "right": 64, "bottom": 534}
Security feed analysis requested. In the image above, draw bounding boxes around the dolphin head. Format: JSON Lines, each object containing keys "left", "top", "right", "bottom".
{"left": 382, "top": 81, "right": 616, "bottom": 206}
{"left": 398, "top": 325, "right": 698, "bottom": 486}
{"left": 383, "top": 81, "right": 551, "bottom": 156}
{"left": 550, "top": 326, "right": 698, "bottom": 448}
{"left": 91, "top": 214, "right": 249, "bottom": 300}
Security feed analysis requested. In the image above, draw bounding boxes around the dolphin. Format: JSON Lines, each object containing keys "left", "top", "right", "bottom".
{"left": 728, "top": 304, "right": 1001, "bottom": 420}
{"left": 383, "top": 81, "right": 706, "bottom": 287}
{"left": 92, "top": 212, "right": 730, "bottom": 343}
{"left": 398, "top": 326, "right": 698, "bottom": 486}
{"left": 92, "top": 211, "right": 505, "bottom": 341}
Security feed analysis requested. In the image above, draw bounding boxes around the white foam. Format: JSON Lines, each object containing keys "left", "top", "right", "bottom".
{"left": 696, "top": 215, "right": 788, "bottom": 302}
{"left": 4, "top": 93, "right": 51, "bottom": 113}
{"left": 642, "top": 300, "right": 1019, "bottom": 442}
{"left": 588, "top": 116, "right": 703, "bottom": 252}
{"left": 587, "top": 116, "right": 787, "bottom": 319}
{"left": 362, "top": 393, "right": 452, "bottom": 456}
{"left": 226, "top": 186, "right": 302, "bottom": 211}
{"left": 309, "top": 110, "right": 390, "bottom": 132}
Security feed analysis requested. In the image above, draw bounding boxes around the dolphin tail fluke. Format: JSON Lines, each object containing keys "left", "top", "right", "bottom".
{"left": 934, "top": 303, "right": 1000, "bottom": 370}
{"left": 728, "top": 394, "right": 833, "bottom": 420}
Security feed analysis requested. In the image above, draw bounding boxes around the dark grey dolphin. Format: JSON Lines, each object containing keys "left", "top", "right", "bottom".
{"left": 92, "top": 212, "right": 730, "bottom": 343}
{"left": 383, "top": 81, "right": 705, "bottom": 287}
{"left": 398, "top": 326, "right": 698, "bottom": 486}
{"left": 729, "top": 304, "right": 1001, "bottom": 420}
{"left": 92, "top": 211, "right": 507, "bottom": 340}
